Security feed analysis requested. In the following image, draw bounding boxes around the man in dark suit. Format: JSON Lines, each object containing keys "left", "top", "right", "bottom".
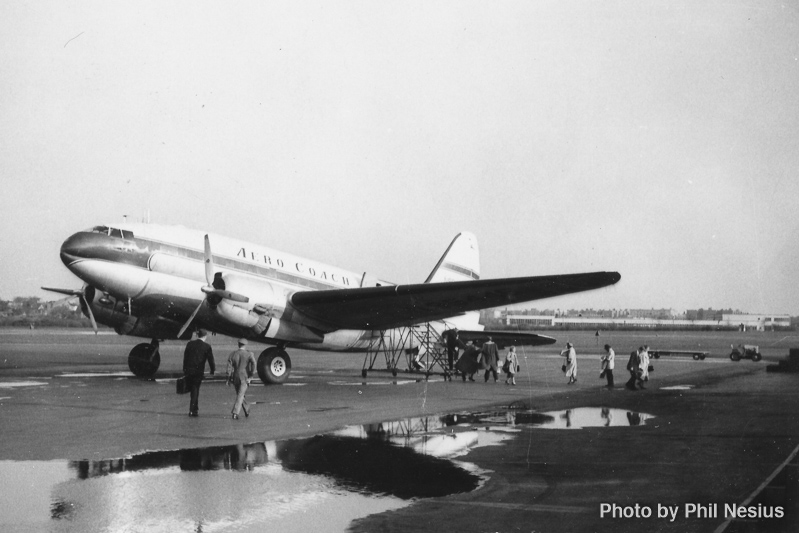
{"left": 183, "top": 329, "right": 215, "bottom": 417}
{"left": 446, "top": 329, "right": 464, "bottom": 371}
{"left": 480, "top": 336, "right": 500, "bottom": 383}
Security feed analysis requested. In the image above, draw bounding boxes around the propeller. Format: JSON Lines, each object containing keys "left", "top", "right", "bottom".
{"left": 177, "top": 234, "right": 249, "bottom": 338}
{"left": 42, "top": 286, "right": 98, "bottom": 334}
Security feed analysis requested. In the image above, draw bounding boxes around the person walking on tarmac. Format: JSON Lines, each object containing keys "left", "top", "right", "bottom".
{"left": 561, "top": 342, "right": 578, "bottom": 384}
{"left": 625, "top": 348, "right": 641, "bottom": 390}
{"left": 226, "top": 338, "right": 257, "bottom": 420}
{"left": 481, "top": 336, "right": 500, "bottom": 382}
{"left": 456, "top": 340, "right": 480, "bottom": 381}
{"left": 182, "top": 329, "right": 215, "bottom": 417}
{"left": 503, "top": 346, "right": 520, "bottom": 386}
{"left": 601, "top": 344, "right": 615, "bottom": 389}
{"left": 446, "top": 329, "right": 465, "bottom": 372}
{"left": 637, "top": 345, "right": 651, "bottom": 389}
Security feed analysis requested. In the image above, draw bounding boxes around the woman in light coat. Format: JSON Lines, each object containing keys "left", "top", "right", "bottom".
{"left": 637, "top": 345, "right": 650, "bottom": 389}
{"left": 504, "top": 346, "right": 520, "bottom": 385}
{"left": 561, "top": 342, "right": 577, "bottom": 384}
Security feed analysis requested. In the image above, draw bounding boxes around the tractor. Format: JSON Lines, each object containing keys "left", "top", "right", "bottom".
{"left": 729, "top": 344, "right": 762, "bottom": 362}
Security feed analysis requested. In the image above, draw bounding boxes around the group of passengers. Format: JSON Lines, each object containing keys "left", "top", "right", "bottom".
{"left": 581, "top": 342, "right": 653, "bottom": 391}
{"left": 441, "top": 330, "right": 521, "bottom": 385}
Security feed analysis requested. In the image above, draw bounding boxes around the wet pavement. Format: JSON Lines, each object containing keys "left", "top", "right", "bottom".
{"left": 3, "top": 329, "right": 799, "bottom": 532}
{"left": 0, "top": 408, "right": 657, "bottom": 532}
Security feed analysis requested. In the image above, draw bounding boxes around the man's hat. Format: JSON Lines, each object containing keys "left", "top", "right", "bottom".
{"left": 238, "top": 338, "right": 248, "bottom": 345}
{"left": 197, "top": 329, "right": 208, "bottom": 337}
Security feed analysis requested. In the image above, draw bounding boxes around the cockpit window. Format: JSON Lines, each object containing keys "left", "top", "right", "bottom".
{"left": 88, "top": 226, "right": 134, "bottom": 239}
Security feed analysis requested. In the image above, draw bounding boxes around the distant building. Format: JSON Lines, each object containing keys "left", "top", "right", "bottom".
{"left": 721, "top": 314, "right": 790, "bottom": 331}
{"left": 500, "top": 310, "right": 792, "bottom": 330}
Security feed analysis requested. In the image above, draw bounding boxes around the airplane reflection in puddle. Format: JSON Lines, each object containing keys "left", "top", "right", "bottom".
{"left": 4, "top": 430, "right": 480, "bottom": 533}
{"left": 0, "top": 408, "right": 652, "bottom": 533}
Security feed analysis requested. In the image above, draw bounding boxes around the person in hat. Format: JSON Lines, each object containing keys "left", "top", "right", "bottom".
{"left": 226, "top": 338, "right": 257, "bottom": 420}
{"left": 561, "top": 342, "right": 577, "bottom": 384}
{"left": 182, "top": 329, "right": 215, "bottom": 417}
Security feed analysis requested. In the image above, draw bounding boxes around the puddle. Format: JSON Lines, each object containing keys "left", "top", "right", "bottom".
{"left": 56, "top": 372, "right": 134, "bottom": 378}
{"left": 660, "top": 385, "right": 695, "bottom": 390}
{"left": 329, "top": 379, "right": 443, "bottom": 386}
{"left": 0, "top": 425, "right": 480, "bottom": 533}
{"left": 0, "top": 381, "right": 49, "bottom": 388}
{"left": 0, "top": 407, "right": 652, "bottom": 532}
{"left": 534, "top": 408, "right": 654, "bottom": 429}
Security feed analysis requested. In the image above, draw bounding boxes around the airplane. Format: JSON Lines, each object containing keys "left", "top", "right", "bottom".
{"left": 44, "top": 223, "right": 620, "bottom": 384}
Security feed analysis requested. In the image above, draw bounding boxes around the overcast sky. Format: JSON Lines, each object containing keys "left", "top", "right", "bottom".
{"left": 1, "top": 1, "right": 798, "bottom": 314}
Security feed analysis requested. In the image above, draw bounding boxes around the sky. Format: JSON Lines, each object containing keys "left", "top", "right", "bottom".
{"left": 1, "top": 1, "right": 798, "bottom": 314}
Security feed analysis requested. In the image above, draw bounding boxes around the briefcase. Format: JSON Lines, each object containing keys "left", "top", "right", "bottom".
{"left": 176, "top": 376, "right": 190, "bottom": 395}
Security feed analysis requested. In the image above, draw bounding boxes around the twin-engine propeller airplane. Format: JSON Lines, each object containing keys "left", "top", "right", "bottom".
{"left": 44, "top": 224, "right": 620, "bottom": 385}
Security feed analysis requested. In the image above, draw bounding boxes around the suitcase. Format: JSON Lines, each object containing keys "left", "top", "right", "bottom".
{"left": 176, "top": 376, "right": 190, "bottom": 395}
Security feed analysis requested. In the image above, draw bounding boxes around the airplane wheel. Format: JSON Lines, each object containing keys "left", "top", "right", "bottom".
{"left": 699, "top": 354, "right": 706, "bottom": 360}
{"left": 693, "top": 354, "right": 700, "bottom": 361}
{"left": 257, "top": 348, "right": 292, "bottom": 385}
{"left": 391, "top": 368, "right": 398, "bottom": 377}
{"left": 128, "top": 343, "right": 160, "bottom": 377}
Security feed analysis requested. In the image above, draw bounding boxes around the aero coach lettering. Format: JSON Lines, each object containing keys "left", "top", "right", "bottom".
{"left": 237, "top": 246, "right": 343, "bottom": 286}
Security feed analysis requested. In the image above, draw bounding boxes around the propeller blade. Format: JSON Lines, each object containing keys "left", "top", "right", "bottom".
{"left": 203, "top": 234, "right": 214, "bottom": 286}
{"left": 201, "top": 286, "right": 250, "bottom": 303}
{"left": 42, "top": 287, "right": 83, "bottom": 297}
{"left": 79, "top": 294, "right": 98, "bottom": 334}
{"left": 177, "top": 300, "right": 204, "bottom": 339}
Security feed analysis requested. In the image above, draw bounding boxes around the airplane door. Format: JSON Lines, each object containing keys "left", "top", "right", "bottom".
{"left": 360, "top": 272, "right": 383, "bottom": 287}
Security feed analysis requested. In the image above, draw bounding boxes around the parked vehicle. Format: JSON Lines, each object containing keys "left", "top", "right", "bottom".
{"left": 729, "top": 344, "right": 762, "bottom": 362}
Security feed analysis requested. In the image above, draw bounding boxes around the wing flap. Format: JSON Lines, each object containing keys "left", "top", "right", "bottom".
{"left": 290, "top": 271, "right": 620, "bottom": 330}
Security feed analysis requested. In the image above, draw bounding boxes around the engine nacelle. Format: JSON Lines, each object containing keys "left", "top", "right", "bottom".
{"left": 213, "top": 274, "right": 324, "bottom": 343}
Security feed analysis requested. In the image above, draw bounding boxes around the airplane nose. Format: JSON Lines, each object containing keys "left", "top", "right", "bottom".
{"left": 60, "top": 232, "right": 94, "bottom": 266}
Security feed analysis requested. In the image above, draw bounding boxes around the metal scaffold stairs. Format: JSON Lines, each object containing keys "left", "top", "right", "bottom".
{"left": 361, "top": 323, "right": 453, "bottom": 380}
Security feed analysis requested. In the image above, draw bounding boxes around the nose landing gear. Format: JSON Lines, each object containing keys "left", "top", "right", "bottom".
{"left": 128, "top": 340, "right": 161, "bottom": 377}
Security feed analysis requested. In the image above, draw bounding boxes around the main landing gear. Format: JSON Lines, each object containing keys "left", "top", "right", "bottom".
{"left": 126, "top": 339, "right": 293, "bottom": 384}
{"left": 257, "top": 346, "right": 292, "bottom": 385}
{"left": 128, "top": 339, "right": 161, "bottom": 378}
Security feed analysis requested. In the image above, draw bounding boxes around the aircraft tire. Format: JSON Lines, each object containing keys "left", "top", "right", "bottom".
{"left": 128, "top": 343, "right": 160, "bottom": 377}
{"left": 693, "top": 354, "right": 700, "bottom": 361}
{"left": 699, "top": 354, "right": 706, "bottom": 360}
{"left": 257, "top": 348, "right": 292, "bottom": 385}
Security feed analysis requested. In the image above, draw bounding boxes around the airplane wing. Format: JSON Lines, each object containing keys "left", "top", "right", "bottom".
{"left": 456, "top": 330, "right": 556, "bottom": 348}
{"left": 290, "top": 271, "right": 620, "bottom": 330}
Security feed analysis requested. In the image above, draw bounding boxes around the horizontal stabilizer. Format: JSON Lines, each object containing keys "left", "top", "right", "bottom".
{"left": 457, "top": 330, "right": 556, "bottom": 348}
{"left": 290, "top": 271, "right": 620, "bottom": 331}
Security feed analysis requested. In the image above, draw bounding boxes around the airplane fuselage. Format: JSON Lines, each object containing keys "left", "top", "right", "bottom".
{"left": 59, "top": 223, "right": 474, "bottom": 352}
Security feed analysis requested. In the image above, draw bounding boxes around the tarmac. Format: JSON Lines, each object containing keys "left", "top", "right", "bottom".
{"left": 1, "top": 329, "right": 798, "bottom": 532}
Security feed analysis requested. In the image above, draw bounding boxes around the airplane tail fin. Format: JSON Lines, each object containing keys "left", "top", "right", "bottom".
{"left": 425, "top": 232, "right": 480, "bottom": 283}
